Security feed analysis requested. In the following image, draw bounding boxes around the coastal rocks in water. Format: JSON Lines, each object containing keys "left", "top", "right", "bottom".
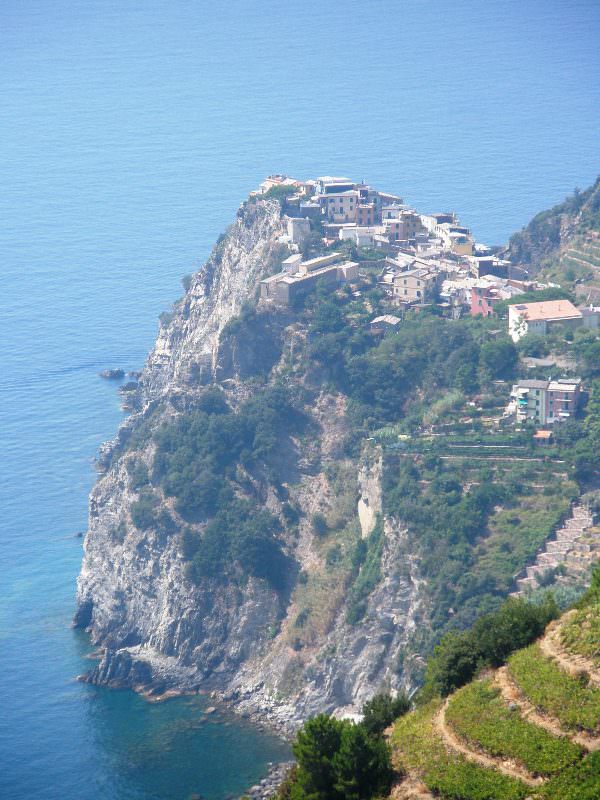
{"left": 99, "top": 368, "right": 125, "bottom": 380}
{"left": 118, "top": 381, "right": 138, "bottom": 393}
{"left": 240, "top": 762, "right": 295, "bottom": 800}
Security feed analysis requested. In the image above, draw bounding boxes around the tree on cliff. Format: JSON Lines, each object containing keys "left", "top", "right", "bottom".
{"left": 284, "top": 713, "right": 393, "bottom": 800}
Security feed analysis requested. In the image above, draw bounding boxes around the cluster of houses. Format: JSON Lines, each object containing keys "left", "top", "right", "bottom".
{"left": 257, "top": 175, "right": 599, "bottom": 431}
{"left": 257, "top": 174, "right": 554, "bottom": 318}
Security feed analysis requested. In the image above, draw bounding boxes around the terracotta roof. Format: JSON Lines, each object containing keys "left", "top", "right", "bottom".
{"left": 511, "top": 299, "right": 581, "bottom": 321}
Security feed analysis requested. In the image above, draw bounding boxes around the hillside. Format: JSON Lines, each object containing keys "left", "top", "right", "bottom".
{"left": 508, "top": 177, "right": 600, "bottom": 302}
{"left": 75, "top": 186, "right": 600, "bottom": 733}
{"left": 391, "top": 580, "right": 600, "bottom": 799}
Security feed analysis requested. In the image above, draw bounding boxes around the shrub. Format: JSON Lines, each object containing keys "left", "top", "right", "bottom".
{"left": 126, "top": 458, "right": 149, "bottom": 490}
{"left": 421, "top": 595, "right": 558, "bottom": 699}
{"left": 361, "top": 692, "right": 410, "bottom": 736}
{"left": 312, "top": 513, "right": 328, "bottom": 537}
{"left": 332, "top": 723, "right": 393, "bottom": 800}
{"left": 289, "top": 713, "right": 393, "bottom": 800}
{"left": 130, "top": 490, "right": 158, "bottom": 530}
{"left": 346, "top": 519, "right": 383, "bottom": 624}
{"left": 187, "top": 498, "right": 288, "bottom": 591}
{"left": 292, "top": 714, "right": 344, "bottom": 799}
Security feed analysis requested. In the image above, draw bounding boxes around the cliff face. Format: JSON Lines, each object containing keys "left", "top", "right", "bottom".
{"left": 507, "top": 176, "right": 600, "bottom": 270}
{"left": 141, "top": 199, "right": 285, "bottom": 399}
{"left": 76, "top": 196, "right": 429, "bottom": 732}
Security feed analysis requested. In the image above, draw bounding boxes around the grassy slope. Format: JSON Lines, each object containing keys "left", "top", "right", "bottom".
{"left": 560, "top": 602, "right": 600, "bottom": 665}
{"left": 445, "top": 679, "right": 583, "bottom": 777}
{"left": 391, "top": 598, "right": 600, "bottom": 800}
{"left": 508, "top": 644, "right": 600, "bottom": 734}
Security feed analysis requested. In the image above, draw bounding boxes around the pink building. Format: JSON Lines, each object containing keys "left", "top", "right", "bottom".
{"left": 470, "top": 284, "right": 502, "bottom": 317}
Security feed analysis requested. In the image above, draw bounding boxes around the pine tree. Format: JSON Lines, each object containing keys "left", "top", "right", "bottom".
{"left": 292, "top": 714, "right": 344, "bottom": 800}
{"left": 333, "top": 724, "right": 393, "bottom": 800}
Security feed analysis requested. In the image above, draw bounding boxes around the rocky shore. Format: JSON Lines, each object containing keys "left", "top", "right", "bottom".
{"left": 239, "top": 761, "right": 294, "bottom": 800}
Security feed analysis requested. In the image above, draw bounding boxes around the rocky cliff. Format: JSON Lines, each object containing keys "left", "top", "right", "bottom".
{"left": 75, "top": 196, "right": 429, "bottom": 732}
{"left": 507, "top": 176, "right": 600, "bottom": 271}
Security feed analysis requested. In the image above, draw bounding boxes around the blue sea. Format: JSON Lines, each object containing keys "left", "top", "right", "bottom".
{"left": 1, "top": 1, "right": 599, "bottom": 798}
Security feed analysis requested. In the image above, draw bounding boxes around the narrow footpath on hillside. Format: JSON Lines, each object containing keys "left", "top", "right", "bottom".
{"left": 390, "top": 778, "right": 435, "bottom": 800}
{"left": 433, "top": 698, "right": 542, "bottom": 787}
{"left": 540, "top": 615, "right": 600, "bottom": 688}
{"left": 494, "top": 667, "right": 600, "bottom": 752}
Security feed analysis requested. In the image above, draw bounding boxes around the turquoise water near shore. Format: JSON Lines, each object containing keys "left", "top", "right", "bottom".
{"left": 1, "top": 1, "right": 599, "bottom": 798}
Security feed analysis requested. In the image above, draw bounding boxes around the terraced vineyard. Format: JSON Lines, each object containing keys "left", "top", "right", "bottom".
{"left": 391, "top": 596, "right": 600, "bottom": 799}
{"left": 561, "top": 233, "right": 600, "bottom": 304}
{"left": 560, "top": 603, "right": 600, "bottom": 668}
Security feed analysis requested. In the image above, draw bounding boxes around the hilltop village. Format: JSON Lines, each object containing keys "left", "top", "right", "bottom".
{"left": 254, "top": 174, "right": 599, "bottom": 430}
{"left": 78, "top": 175, "right": 600, "bottom": 800}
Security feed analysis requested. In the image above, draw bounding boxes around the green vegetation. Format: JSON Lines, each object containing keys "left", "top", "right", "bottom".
{"left": 508, "top": 177, "right": 600, "bottom": 266}
{"left": 560, "top": 603, "right": 600, "bottom": 665}
{"left": 553, "top": 379, "right": 600, "bottom": 480}
{"left": 130, "top": 489, "right": 176, "bottom": 534}
{"left": 446, "top": 679, "right": 583, "bottom": 776}
{"left": 421, "top": 595, "right": 558, "bottom": 699}
{"left": 148, "top": 383, "right": 305, "bottom": 588}
{"left": 293, "top": 282, "right": 517, "bottom": 431}
{"left": 392, "top": 701, "right": 529, "bottom": 800}
{"left": 493, "top": 287, "right": 574, "bottom": 317}
{"left": 153, "top": 384, "right": 300, "bottom": 523}
{"left": 345, "top": 517, "right": 384, "bottom": 624}
{"left": 383, "top": 453, "right": 570, "bottom": 640}
{"left": 508, "top": 644, "right": 600, "bottom": 734}
{"left": 281, "top": 713, "right": 393, "bottom": 800}
{"left": 261, "top": 184, "right": 299, "bottom": 202}
{"left": 361, "top": 692, "right": 410, "bottom": 737}
{"left": 311, "top": 513, "right": 329, "bottom": 537}
{"left": 126, "top": 457, "right": 150, "bottom": 489}
{"left": 541, "top": 751, "right": 600, "bottom": 800}
{"left": 182, "top": 498, "right": 288, "bottom": 590}
{"left": 391, "top": 585, "right": 600, "bottom": 799}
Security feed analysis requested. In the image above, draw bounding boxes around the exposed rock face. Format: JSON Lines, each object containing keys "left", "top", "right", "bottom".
{"left": 76, "top": 196, "right": 429, "bottom": 733}
{"left": 141, "top": 198, "right": 285, "bottom": 399}
{"left": 507, "top": 176, "right": 600, "bottom": 270}
{"left": 357, "top": 450, "right": 383, "bottom": 538}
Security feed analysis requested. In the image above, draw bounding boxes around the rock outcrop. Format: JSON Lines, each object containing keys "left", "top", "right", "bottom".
{"left": 75, "top": 196, "right": 429, "bottom": 734}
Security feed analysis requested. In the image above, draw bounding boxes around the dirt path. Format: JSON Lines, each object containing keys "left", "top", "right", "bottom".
{"left": 433, "top": 698, "right": 542, "bottom": 786}
{"left": 494, "top": 666, "right": 600, "bottom": 752}
{"left": 540, "top": 615, "right": 600, "bottom": 688}
{"left": 391, "top": 778, "right": 435, "bottom": 800}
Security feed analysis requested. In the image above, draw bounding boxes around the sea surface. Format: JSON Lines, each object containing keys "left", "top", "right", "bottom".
{"left": 1, "top": 1, "right": 599, "bottom": 798}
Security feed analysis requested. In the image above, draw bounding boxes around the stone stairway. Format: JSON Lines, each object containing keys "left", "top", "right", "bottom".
{"left": 512, "top": 502, "right": 599, "bottom": 595}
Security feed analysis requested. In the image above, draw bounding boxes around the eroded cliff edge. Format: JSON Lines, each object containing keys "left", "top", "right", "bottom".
{"left": 75, "top": 196, "right": 427, "bottom": 733}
